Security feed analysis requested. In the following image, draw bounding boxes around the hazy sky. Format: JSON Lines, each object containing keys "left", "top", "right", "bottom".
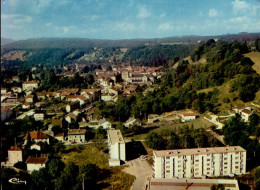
{"left": 1, "top": 0, "right": 260, "bottom": 40}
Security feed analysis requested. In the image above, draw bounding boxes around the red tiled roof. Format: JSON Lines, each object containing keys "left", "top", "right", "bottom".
{"left": 24, "top": 131, "right": 49, "bottom": 140}
{"left": 23, "top": 81, "right": 37, "bottom": 84}
{"left": 9, "top": 146, "right": 22, "bottom": 151}
{"left": 26, "top": 156, "right": 48, "bottom": 164}
{"left": 182, "top": 113, "right": 196, "bottom": 117}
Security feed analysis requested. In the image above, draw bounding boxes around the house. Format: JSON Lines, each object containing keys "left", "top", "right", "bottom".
{"left": 66, "top": 95, "right": 88, "bottom": 106}
{"left": 12, "top": 76, "right": 19, "bottom": 82}
{"left": 36, "top": 91, "right": 46, "bottom": 100}
{"left": 24, "top": 131, "right": 50, "bottom": 145}
{"left": 1, "top": 107, "right": 12, "bottom": 122}
{"left": 65, "top": 112, "right": 77, "bottom": 123}
{"left": 34, "top": 113, "right": 45, "bottom": 121}
{"left": 99, "top": 119, "right": 112, "bottom": 129}
{"left": 22, "top": 81, "right": 38, "bottom": 91}
{"left": 124, "top": 117, "right": 137, "bottom": 128}
{"left": 8, "top": 146, "right": 23, "bottom": 166}
{"left": 54, "top": 133, "right": 64, "bottom": 142}
{"left": 66, "top": 101, "right": 80, "bottom": 113}
{"left": 25, "top": 95, "right": 34, "bottom": 103}
{"left": 241, "top": 109, "right": 253, "bottom": 122}
{"left": 35, "top": 102, "right": 46, "bottom": 108}
{"left": 181, "top": 112, "right": 196, "bottom": 122}
{"left": 101, "top": 93, "right": 116, "bottom": 102}
{"left": 153, "top": 146, "right": 246, "bottom": 179}
{"left": 85, "top": 109, "right": 95, "bottom": 122}
{"left": 107, "top": 130, "right": 126, "bottom": 166}
{"left": 67, "top": 129, "right": 86, "bottom": 143}
{"left": 1, "top": 88, "right": 7, "bottom": 94}
{"left": 26, "top": 154, "right": 48, "bottom": 172}
{"left": 22, "top": 102, "right": 31, "bottom": 109}
{"left": 46, "top": 92, "right": 60, "bottom": 99}
{"left": 11, "top": 87, "right": 22, "bottom": 93}
{"left": 30, "top": 143, "right": 42, "bottom": 151}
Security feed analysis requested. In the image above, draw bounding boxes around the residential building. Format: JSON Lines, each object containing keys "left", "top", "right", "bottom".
{"left": 66, "top": 101, "right": 80, "bottom": 113}
{"left": 22, "top": 102, "right": 31, "bottom": 109}
{"left": 26, "top": 154, "right": 48, "bottom": 172}
{"left": 107, "top": 130, "right": 126, "bottom": 166}
{"left": 34, "top": 113, "right": 45, "bottom": 121}
{"left": 11, "top": 87, "right": 22, "bottom": 93}
{"left": 54, "top": 133, "right": 64, "bottom": 142}
{"left": 181, "top": 112, "right": 196, "bottom": 122}
{"left": 99, "top": 119, "right": 112, "bottom": 129}
{"left": 153, "top": 146, "right": 246, "bottom": 179}
{"left": 25, "top": 95, "right": 34, "bottom": 103}
{"left": 24, "top": 131, "right": 50, "bottom": 144}
{"left": 8, "top": 146, "right": 23, "bottom": 165}
{"left": 67, "top": 129, "right": 86, "bottom": 143}
{"left": 22, "top": 81, "right": 38, "bottom": 91}
{"left": 30, "top": 143, "right": 42, "bottom": 151}
{"left": 146, "top": 178, "right": 239, "bottom": 190}
{"left": 66, "top": 95, "right": 88, "bottom": 106}
{"left": 124, "top": 117, "right": 137, "bottom": 127}
{"left": 241, "top": 109, "right": 253, "bottom": 122}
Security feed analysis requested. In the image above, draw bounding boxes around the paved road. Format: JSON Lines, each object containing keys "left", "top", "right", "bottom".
{"left": 123, "top": 158, "right": 153, "bottom": 190}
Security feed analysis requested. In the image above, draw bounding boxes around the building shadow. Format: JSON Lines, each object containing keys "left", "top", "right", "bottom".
{"left": 126, "top": 140, "right": 147, "bottom": 160}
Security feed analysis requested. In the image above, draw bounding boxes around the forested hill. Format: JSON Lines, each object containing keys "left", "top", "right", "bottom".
{"left": 2, "top": 32, "right": 260, "bottom": 51}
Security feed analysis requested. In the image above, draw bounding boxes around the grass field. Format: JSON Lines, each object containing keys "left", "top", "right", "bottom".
{"left": 245, "top": 52, "right": 260, "bottom": 74}
{"left": 59, "top": 144, "right": 135, "bottom": 190}
{"left": 126, "top": 117, "right": 213, "bottom": 141}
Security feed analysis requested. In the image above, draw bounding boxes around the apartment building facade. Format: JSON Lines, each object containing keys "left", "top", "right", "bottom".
{"left": 107, "top": 129, "right": 126, "bottom": 166}
{"left": 153, "top": 146, "right": 246, "bottom": 179}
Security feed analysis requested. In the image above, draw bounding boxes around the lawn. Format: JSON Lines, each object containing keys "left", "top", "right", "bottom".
{"left": 126, "top": 117, "right": 213, "bottom": 141}
{"left": 59, "top": 144, "right": 135, "bottom": 190}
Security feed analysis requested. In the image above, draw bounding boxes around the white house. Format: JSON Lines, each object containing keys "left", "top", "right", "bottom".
{"left": 107, "top": 130, "right": 126, "bottom": 166}
{"left": 99, "top": 119, "right": 112, "bottom": 129}
{"left": 241, "top": 109, "right": 253, "bottom": 122}
{"left": 30, "top": 143, "right": 42, "bottom": 151}
{"left": 24, "top": 131, "right": 50, "bottom": 145}
{"left": 124, "top": 117, "right": 137, "bottom": 128}
{"left": 67, "top": 129, "right": 86, "bottom": 143}
{"left": 22, "top": 81, "right": 38, "bottom": 91}
{"left": 26, "top": 154, "right": 48, "bottom": 172}
{"left": 34, "top": 113, "right": 45, "bottom": 121}
{"left": 8, "top": 146, "right": 23, "bottom": 166}
{"left": 181, "top": 112, "right": 196, "bottom": 122}
{"left": 22, "top": 102, "right": 31, "bottom": 109}
{"left": 153, "top": 146, "right": 246, "bottom": 179}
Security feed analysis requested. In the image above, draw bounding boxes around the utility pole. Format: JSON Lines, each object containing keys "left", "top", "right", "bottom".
{"left": 82, "top": 174, "right": 85, "bottom": 190}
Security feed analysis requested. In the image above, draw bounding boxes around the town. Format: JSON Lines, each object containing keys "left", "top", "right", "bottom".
{"left": 1, "top": 0, "right": 260, "bottom": 189}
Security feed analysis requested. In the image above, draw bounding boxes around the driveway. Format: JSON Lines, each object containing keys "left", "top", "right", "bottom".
{"left": 123, "top": 157, "right": 153, "bottom": 190}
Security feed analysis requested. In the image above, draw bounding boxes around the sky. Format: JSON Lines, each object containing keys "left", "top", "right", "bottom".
{"left": 1, "top": 0, "right": 260, "bottom": 40}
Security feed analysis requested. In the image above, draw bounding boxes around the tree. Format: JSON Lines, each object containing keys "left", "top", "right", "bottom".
{"left": 116, "top": 122, "right": 127, "bottom": 135}
{"left": 54, "top": 141, "right": 66, "bottom": 153}
{"left": 79, "top": 164, "right": 98, "bottom": 189}
{"left": 47, "top": 159, "right": 65, "bottom": 178}
{"left": 167, "top": 132, "right": 180, "bottom": 149}
{"left": 211, "top": 184, "right": 225, "bottom": 190}
{"left": 145, "top": 132, "right": 166, "bottom": 150}
{"left": 30, "top": 168, "right": 51, "bottom": 190}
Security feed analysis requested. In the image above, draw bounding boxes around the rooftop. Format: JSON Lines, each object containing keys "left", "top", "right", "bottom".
{"left": 68, "top": 129, "right": 86, "bottom": 135}
{"left": 24, "top": 131, "right": 49, "bottom": 140}
{"left": 154, "top": 146, "right": 246, "bottom": 157}
{"left": 149, "top": 178, "right": 239, "bottom": 190}
{"left": 107, "top": 130, "right": 125, "bottom": 145}
{"left": 26, "top": 154, "right": 48, "bottom": 164}
{"left": 9, "top": 146, "right": 22, "bottom": 151}
{"left": 182, "top": 112, "right": 196, "bottom": 117}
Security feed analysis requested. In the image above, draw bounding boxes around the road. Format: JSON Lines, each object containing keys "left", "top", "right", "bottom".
{"left": 123, "top": 157, "right": 153, "bottom": 190}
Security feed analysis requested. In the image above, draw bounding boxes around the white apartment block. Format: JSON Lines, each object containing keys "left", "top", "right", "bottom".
{"left": 153, "top": 146, "right": 246, "bottom": 179}
{"left": 107, "top": 130, "right": 126, "bottom": 166}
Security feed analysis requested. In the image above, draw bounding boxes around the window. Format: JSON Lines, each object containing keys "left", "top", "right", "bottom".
{"left": 178, "top": 169, "right": 182, "bottom": 172}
